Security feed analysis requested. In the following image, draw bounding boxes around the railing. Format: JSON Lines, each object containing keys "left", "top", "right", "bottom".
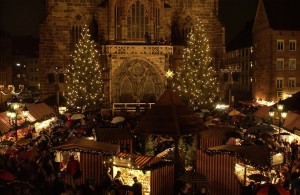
{"left": 112, "top": 103, "right": 155, "bottom": 116}
{"left": 104, "top": 45, "right": 173, "bottom": 55}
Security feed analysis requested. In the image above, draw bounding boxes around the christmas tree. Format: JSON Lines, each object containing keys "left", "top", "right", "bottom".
{"left": 65, "top": 25, "right": 104, "bottom": 111}
{"left": 173, "top": 19, "right": 219, "bottom": 110}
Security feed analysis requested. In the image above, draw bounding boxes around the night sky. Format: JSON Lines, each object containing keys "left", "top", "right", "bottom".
{"left": 0, "top": 0, "right": 258, "bottom": 43}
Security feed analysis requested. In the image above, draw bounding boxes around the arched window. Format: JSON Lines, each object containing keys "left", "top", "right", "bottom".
{"left": 182, "top": 16, "right": 193, "bottom": 45}
{"left": 71, "top": 14, "right": 83, "bottom": 51}
{"left": 115, "top": 0, "right": 160, "bottom": 42}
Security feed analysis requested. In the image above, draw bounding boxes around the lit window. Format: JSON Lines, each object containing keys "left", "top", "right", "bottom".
{"left": 288, "top": 78, "right": 296, "bottom": 88}
{"left": 289, "top": 59, "right": 296, "bottom": 70}
{"left": 276, "top": 58, "right": 284, "bottom": 70}
{"left": 277, "top": 40, "right": 284, "bottom": 51}
{"left": 276, "top": 78, "right": 283, "bottom": 89}
{"left": 289, "top": 40, "right": 296, "bottom": 51}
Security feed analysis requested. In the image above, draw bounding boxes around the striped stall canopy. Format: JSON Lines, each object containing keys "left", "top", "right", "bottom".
{"left": 114, "top": 152, "right": 174, "bottom": 195}
{"left": 96, "top": 127, "right": 133, "bottom": 152}
{"left": 0, "top": 112, "right": 27, "bottom": 134}
{"left": 115, "top": 152, "right": 160, "bottom": 169}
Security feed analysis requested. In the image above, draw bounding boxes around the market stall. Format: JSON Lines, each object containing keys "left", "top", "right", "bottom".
{"left": 201, "top": 145, "right": 284, "bottom": 195}
{"left": 105, "top": 152, "right": 174, "bottom": 195}
{"left": 53, "top": 138, "right": 120, "bottom": 187}
{"left": 96, "top": 127, "right": 133, "bottom": 153}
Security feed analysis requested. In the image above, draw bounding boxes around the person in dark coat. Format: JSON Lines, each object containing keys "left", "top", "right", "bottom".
{"left": 131, "top": 176, "right": 142, "bottom": 195}
{"left": 103, "top": 166, "right": 113, "bottom": 195}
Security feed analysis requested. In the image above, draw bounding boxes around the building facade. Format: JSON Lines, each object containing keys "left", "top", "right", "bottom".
{"left": 252, "top": 0, "right": 300, "bottom": 102}
{"left": 39, "top": 0, "right": 225, "bottom": 105}
{"left": 225, "top": 21, "right": 253, "bottom": 104}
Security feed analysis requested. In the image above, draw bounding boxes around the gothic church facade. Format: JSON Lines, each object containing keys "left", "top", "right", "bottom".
{"left": 39, "top": 0, "right": 225, "bottom": 105}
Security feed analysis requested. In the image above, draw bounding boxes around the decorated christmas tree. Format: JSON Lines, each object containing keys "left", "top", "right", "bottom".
{"left": 173, "top": 19, "right": 219, "bottom": 110}
{"left": 65, "top": 25, "right": 104, "bottom": 111}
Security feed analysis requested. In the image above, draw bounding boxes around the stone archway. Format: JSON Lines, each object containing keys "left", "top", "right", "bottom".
{"left": 112, "top": 57, "right": 165, "bottom": 103}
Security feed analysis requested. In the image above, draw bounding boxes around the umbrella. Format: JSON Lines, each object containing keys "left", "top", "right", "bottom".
{"left": 71, "top": 113, "right": 85, "bottom": 120}
{"left": 204, "top": 120, "right": 216, "bottom": 126}
{"left": 248, "top": 174, "right": 269, "bottom": 182}
{"left": 275, "top": 132, "right": 290, "bottom": 136}
{"left": 293, "top": 158, "right": 300, "bottom": 165}
{"left": 16, "top": 138, "right": 30, "bottom": 146}
{"left": 225, "top": 131, "right": 243, "bottom": 139}
{"left": 111, "top": 116, "right": 125, "bottom": 124}
{"left": 0, "top": 170, "right": 14, "bottom": 181}
{"left": 228, "top": 109, "right": 241, "bottom": 116}
{"left": 241, "top": 140, "right": 255, "bottom": 146}
{"left": 0, "top": 147, "right": 8, "bottom": 154}
{"left": 256, "top": 184, "right": 289, "bottom": 195}
{"left": 7, "top": 180, "right": 34, "bottom": 189}
{"left": 0, "top": 140, "right": 14, "bottom": 146}
{"left": 253, "top": 139, "right": 266, "bottom": 146}
{"left": 54, "top": 119, "right": 65, "bottom": 124}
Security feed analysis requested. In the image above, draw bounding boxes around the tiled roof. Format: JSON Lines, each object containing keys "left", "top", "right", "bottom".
{"left": 263, "top": 0, "right": 300, "bottom": 30}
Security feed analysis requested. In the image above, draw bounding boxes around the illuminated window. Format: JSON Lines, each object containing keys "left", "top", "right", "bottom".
{"left": 276, "top": 58, "right": 284, "bottom": 70}
{"left": 277, "top": 40, "right": 284, "bottom": 51}
{"left": 276, "top": 78, "right": 283, "bottom": 89}
{"left": 288, "top": 78, "right": 296, "bottom": 88}
{"left": 115, "top": 0, "right": 160, "bottom": 42}
{"left": 289, "top": 40, "right": 296, "bottom": 51}
{"left": 289, "top": 59, "right": 296, "bottom": 70}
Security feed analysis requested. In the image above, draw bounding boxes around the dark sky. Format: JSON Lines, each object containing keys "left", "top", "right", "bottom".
{"left": 0, "top": 0, "right": 258, "bottom": 43}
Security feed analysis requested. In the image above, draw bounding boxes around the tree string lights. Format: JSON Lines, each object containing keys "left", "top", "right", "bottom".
{"left": 65, "top": 25, "right": 104, "bottom": 111}
{"left": 173, "top": 19, "right": 219, "bottom": 110}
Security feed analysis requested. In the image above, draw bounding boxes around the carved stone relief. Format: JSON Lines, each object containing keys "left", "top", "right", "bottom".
{"left": 112, "top": 57, "right": 165, "bottom": 103}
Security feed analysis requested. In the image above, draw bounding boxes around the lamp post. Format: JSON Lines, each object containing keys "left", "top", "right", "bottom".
{"left": 7, "top": 97, "right": 29, "bottom": 141}
{"left": 269, "top": 99, "right": 287, "bottom": 138}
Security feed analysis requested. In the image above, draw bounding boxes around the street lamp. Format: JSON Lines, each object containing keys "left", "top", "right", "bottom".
{"left": 269, "top": 99, "right": 287, "bottom": 137}
{"left": 165, "top": 68, "right": 174, "bottom": 89}
{"left": 6, "top": 97, "right": 29, "bottom": 141}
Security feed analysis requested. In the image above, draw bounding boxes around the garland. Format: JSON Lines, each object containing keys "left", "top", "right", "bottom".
{"left": 203, "top": 147, "right": 272, "bottom": 171}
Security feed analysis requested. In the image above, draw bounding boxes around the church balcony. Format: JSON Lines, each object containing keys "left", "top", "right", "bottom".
{"left": 103, "top": 45, "right": 173, "bottom": 55}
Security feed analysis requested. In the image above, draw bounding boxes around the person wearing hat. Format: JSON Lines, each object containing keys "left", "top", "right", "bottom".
{"left": 132, "top": 176, "right": 142, "bottom": 195}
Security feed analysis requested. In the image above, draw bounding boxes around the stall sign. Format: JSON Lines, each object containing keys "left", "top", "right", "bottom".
{"left": 271, "top": 153, "right": 284, "bottom": 166}
{"left": 113, "top": 157, "right": 135, "bottom": 168}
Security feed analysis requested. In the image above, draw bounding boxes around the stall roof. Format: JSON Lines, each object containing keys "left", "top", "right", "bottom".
{"left": 114, "top": 152, "right": 171, "bottom": 170}
{"left": 53, "top": 138, "right": 120, "bottom": 154}
{"left": 26, "top": 103, "right": 55, "bottom": 121}
{"left": 199, "top": 126, "right": 239, "bottom": 140}
{"left": 253, "top": 106, "right": 271, "bottom": 118}
{"left": 135, "top": 89, "right": 208, "bottom": 136}
{"left": 283, "top": 112, "right": 300, "bottom": 131}
{"left": 204, "top": 145, "right": 273, "bottom": 170}
{"left": 96, "top": 127, "right": 133, "bottom": 142}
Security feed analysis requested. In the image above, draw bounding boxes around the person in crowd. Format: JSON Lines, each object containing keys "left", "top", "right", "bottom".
{"left": 131, "top": 176, "right": 142, "bottom": 195}
{"left": 67, "top": 155, "right": 81, "bottom": 189}
{"left": 113, "top": 171, "right": 125, "bottom": 185}
{"left": 103, "top": 166, "right": 113, "bottom": 195}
